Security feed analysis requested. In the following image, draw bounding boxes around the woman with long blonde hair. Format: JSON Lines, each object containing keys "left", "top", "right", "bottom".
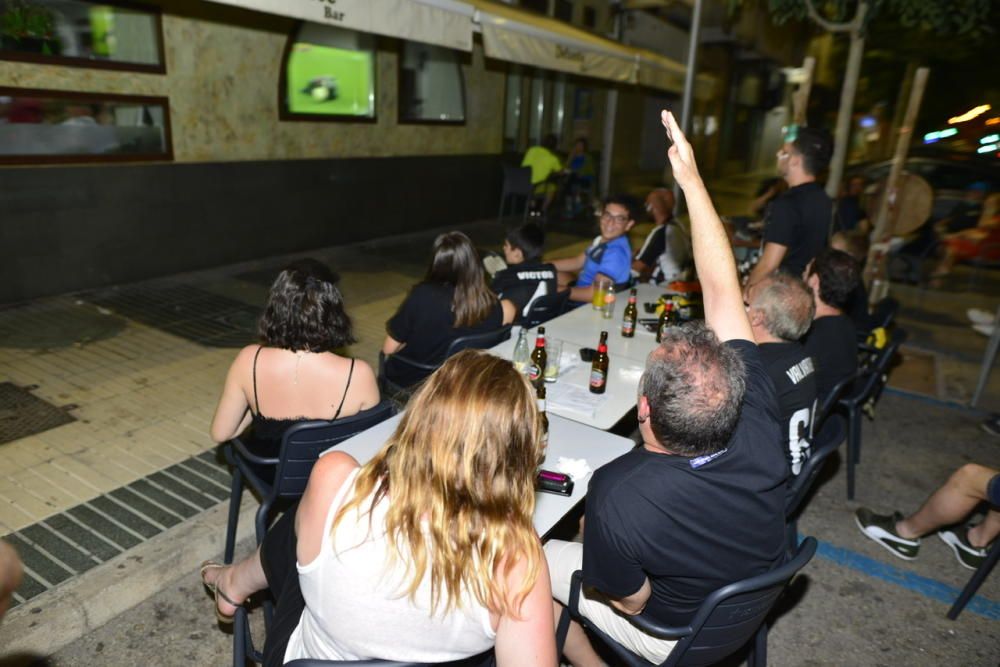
{"left": 201, "top": 350, "right": 556, "bottom": 666}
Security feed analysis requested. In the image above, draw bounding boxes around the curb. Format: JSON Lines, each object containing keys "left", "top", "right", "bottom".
{"left": 0, "top": 498, "right": 257, "bottom": 658}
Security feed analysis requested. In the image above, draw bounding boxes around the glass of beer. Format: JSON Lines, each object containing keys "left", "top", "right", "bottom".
{"left": 544, "top": 339, "right": 563, "bottom": 383}
{"left": 592, "top": 277, "right": 611, "bottom": 309}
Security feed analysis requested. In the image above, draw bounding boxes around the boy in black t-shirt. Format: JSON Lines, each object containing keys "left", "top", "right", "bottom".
{"left": 803, "top": 248, "right": 861, "bottom": 402}
{"left": 490, "top": 222, "right": 559, "bottom": 322}
{"left": 746, "top": 273, "right": 818, "bottom": 474}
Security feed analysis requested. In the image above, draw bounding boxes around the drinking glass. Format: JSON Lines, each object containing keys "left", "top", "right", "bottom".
{"left": 592, "top": 277, "right": 611, "bottom": 310}
{"left": 544, "top": 339, "right": 563, "bottom": 383}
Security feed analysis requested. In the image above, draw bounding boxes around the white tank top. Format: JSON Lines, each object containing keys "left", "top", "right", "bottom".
{"left": 283, "top": 469, "right": 496, "bottom": 663}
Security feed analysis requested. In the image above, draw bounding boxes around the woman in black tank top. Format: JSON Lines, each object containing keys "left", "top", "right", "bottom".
{"left": 209, "top": 258, "right": 380, "bottom": 482}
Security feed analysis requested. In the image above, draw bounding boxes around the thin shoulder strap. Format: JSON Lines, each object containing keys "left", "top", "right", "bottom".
{"left": 332, "top": 358, "right": 356, "bottom": 420}
{"left": 252, "top": 345, "right": 264, "bottom": 416}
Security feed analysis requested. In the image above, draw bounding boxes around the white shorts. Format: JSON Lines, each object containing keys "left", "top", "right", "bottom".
{"left": 544, "top": 539, "right": 677, "bottom": 665}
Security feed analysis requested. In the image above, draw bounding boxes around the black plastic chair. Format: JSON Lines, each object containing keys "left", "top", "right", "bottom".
{"left": 785, "top": 418, "right": 846, "bottom": 555}
{"left": 813, "top": 371, "right": 858, "bottom": 431}
{"left": 837, "top": 329, "right": 907, "bottom": 500}
{"left": 947, "top": 542, "right": 1000, "bottom": 620}
{"left": 521, "top": 289, "right": 571, "bottom": 328}
{"left": 497, "top": 166, "right": 533, "bottom": 223}
{"left": 870, "top": 297, "right": 899, "bottom": 331}
{"left": 378, "top": 325, "right": 513, "bottom": 397}
{"left": 223, "top": 401, "right": 397, "bottom": 563}
{"left": 557, "top": 538, "right": 818, "bottom": 667}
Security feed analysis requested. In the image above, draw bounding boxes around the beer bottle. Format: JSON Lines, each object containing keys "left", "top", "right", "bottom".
{"left": 589, "top": 331, "right": 609, "bottom": 394}
{"left": 621, "top": 288, "right": 637, "bottom": 338}
{"left": 528, "top": 327, "right": 547, "bottom": 389}
{"left": 536, "top": 384, "right": 549, "bottom": 439}
{"left": 656, "top": 302, "right": 673, "bottom": 343}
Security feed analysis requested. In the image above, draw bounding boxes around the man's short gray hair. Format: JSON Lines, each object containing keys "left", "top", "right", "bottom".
{"left": 752, "top": 273, "right": 815, "bottom": 341}
{"left": 640, "top": 322, "right": 746, "bottom": 457}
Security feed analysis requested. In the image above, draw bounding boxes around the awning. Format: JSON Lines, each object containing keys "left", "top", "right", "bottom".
{"left": 203, "top": 0, "right": 476, "bottom": 52}
{"left": 468, "top": 1, "right": 638, "bottom": 85}
{"left": 636, "top": 49, "right": 715, "bottom": 100}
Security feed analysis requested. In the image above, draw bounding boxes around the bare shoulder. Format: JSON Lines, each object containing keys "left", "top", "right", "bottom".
{"left": 313, "top": 450, "right": 360, "bottom": 482}
{"left": 232, "top": 344, "right": 264, "bottom": 369}
{"left": 300, "top": 452, "right": 360, "bottom": 522}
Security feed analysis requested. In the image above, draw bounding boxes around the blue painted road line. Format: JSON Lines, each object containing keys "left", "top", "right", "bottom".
{"left": 814, "top": 539, "right": 1000, "bottom": 621}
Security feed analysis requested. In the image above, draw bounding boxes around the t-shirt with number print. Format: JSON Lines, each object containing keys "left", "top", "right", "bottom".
{"left": 758, "top": 342, "right": 818, "bottom": 475}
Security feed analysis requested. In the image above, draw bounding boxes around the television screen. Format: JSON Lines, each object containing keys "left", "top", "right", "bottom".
{"left": 286, "top": 42, "right": 375, "bottom": 117}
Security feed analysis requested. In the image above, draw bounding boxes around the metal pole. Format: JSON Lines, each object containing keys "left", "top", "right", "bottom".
{"left": 673, "top": 0, "right": 703, "bottom": 207}
{"left": 865, "top": 66, "right": 929, "bottom": 294}
{"left": 599, "top": 6, "right": 626, "bottom": 199}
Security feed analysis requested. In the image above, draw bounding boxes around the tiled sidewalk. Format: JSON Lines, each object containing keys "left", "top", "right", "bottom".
{"left": 0, "top": 219, "right": 601, "bottom": 609}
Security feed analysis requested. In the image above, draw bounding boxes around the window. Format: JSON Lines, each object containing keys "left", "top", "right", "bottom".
{"left": 520, "top": 0, "right": 548, "bottom": 15}
{"left": 554, "top": 0, "right": 572, "bottom": 22}
{"left": 280, "top": 23, "right": 376, "bottom": 121}
{"left": 582, "top": 6, "right": 597, "bottom": 29}
{"left": 503, "top": 69, "right": 523, "bottom": 152}
{"left": 399, "top": 42, "right": 465, "bottom": 124}
{"left": 0, "top": 87, "right": 171, "bottom": 163}
{"left": 0, "top": 0, "right": 163, "bottom": 72}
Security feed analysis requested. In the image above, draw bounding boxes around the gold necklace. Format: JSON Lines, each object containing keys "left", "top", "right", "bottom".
{"left": 294, "top": 351, "right": 309, "bottom": 385}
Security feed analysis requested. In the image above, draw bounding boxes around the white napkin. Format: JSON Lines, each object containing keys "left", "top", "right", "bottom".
{"left": 547, "top": 383, "right": 607, "bottom": 416}
{"left": 556, "top": 457, "right": 592, "bottom": 482}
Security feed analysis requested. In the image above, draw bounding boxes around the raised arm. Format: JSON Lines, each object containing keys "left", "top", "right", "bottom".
{"left": 661, "top": 111, "right": 753, "bottom": 343}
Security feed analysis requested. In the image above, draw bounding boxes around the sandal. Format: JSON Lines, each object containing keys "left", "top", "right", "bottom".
{"left": 200, "top": 560, "right": 241, "bottom": 624}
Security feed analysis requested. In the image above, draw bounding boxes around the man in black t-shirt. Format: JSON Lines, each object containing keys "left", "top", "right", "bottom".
{"left": 545, "top": 111, "right": 788, "bottom": 666}
{"left": 803, "top": 248, "right": 861, "bottom": 403}
{"left": 745, "top": 127, "right": 833, "bottom": 296}
{"left": 747, "top": 273, "right": 818, "bottom": 474}
{"left": 490, "top": 222, "right": 559, "bottom": 322}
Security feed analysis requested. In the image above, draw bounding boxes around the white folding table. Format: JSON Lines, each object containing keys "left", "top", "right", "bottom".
{"left": 489, "top": 283, "right": 677, "bottom": 430}
{"left": 324, "top": 413, "right": 635, "bottom": 539}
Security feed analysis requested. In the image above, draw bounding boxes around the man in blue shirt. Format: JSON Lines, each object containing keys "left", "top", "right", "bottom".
{"left": 553, "top": 195, "right": 636, "bottom": 303}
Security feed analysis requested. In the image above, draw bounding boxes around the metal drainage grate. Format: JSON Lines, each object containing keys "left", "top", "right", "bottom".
{"left": 0, "top": 383, "right": 76, "bottom": 446}
{"left": 2, "top": 448, "right": 232, "bottom": 610}
{"left": 80, "top": 284, "right": 260, "bottom": 349}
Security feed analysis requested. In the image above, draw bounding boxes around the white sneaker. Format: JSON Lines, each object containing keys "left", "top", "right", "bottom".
{"left": 967, "top": 308, "right": 997, "bottom": 326}
{"left": 973, "top": 323, "right": 996, "bottom": 337}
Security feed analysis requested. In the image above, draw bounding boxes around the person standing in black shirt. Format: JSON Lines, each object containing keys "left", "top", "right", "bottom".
{"left": 803, "top": 248, "right": 862, "bottom": 403}
{"left": 747, "top": 273, "right": 818, "bottom": 474}
{"left": 545, "top": 111, "right": 788, "bottom": 666}
{"left": 490, "top": 222, "right": 560, "bottom": 322}
{"left": 745, "top": 127, "right": 833, "bottom": 294}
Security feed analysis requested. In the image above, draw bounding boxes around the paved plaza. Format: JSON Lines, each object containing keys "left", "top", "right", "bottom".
{"left": 0, "top": 207, "right": 998, "bottom": 665}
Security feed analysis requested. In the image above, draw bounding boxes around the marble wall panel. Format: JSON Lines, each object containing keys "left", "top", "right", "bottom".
{"left": 0, "top": 0, "right": 506, "bottom": 163}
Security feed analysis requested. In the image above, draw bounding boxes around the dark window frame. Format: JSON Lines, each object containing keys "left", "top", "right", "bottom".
{"left": 0, "top": 86, "right": 173, "bottom": 165}
{"left": 396, "top": 40, "right": 468, "bottom": 127}
{"left": 0, "top": 0, "right": 166, "bottom": 74}
{"left": 277, "top": 20, "right": 379, "bottom": 124}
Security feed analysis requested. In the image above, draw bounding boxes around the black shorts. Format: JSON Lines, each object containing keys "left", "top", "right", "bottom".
{"left": 988, "top": 473, "right": 1000, "bottom": 507}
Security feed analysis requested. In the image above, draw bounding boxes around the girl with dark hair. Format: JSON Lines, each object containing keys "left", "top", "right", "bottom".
{"left": 210, "top": 259, "right": 380, "bottom": 469}
{"left": 382, "top": 231, "right": 510, "bottom": 387}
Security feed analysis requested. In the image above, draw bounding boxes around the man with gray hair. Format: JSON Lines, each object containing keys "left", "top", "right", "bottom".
{"left": 747, "top": 273, "right": 818, "bottom": 474}
{"left": 545, "top": 111, "right": 788, "bottom": 666}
